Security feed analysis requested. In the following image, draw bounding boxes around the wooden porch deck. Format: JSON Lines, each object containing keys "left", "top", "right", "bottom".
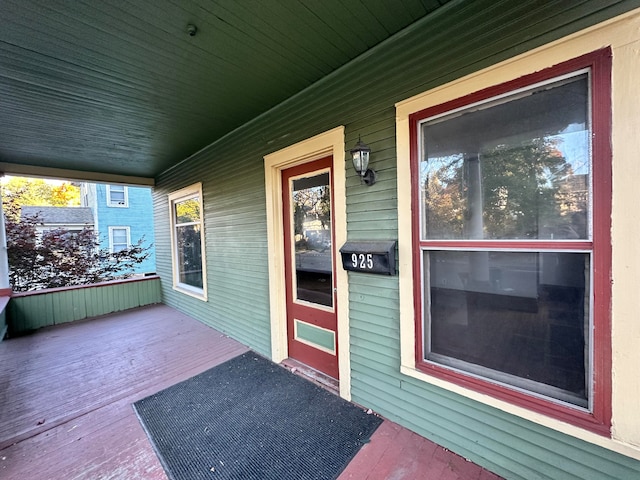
{"left": 0, "top": 304, "right": 502, "bottom": 480}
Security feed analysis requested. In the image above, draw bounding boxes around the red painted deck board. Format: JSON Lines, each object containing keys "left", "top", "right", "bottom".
{"left": 0, "top": 304, "right": 502, "bottom": 479}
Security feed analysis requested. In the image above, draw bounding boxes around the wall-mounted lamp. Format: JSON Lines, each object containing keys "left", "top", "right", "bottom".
{"left": 350, "top": 136, "right": 376, "bottom": 186}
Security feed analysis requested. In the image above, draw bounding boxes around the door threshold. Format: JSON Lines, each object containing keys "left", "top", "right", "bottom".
{"left": 281, "top": 358, "right": 339, "bottom": 395}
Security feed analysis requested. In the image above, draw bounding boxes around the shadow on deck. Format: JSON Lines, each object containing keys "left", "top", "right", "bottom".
{"left": 0, "top": 304, "right": 501, "bottom": 479}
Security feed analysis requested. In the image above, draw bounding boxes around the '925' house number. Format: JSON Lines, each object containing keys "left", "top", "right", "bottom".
{"left": 339, "top": 241, "right": 396, "bottom": 275}
{"left": 352, "top": 253, "right": 374, "bottom": 270}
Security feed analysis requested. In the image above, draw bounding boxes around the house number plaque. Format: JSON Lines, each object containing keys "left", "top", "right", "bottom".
{"left": 339, "top": 241, "right": 396, "bottom": 275}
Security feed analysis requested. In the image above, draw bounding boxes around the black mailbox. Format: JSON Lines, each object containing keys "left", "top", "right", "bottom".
{"left": 339, "top": 241, "right": 396, "bottom": 275}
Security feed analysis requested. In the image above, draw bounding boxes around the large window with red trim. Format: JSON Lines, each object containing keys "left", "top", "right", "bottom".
{"left": 410, "top": 50, "right": 611, "bottom": 433}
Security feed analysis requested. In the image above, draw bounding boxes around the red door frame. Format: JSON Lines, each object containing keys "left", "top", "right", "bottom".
{"left": 282, "top": 156, "right": 339, "bottom": 379}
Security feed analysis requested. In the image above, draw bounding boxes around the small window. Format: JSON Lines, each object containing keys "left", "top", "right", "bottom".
{"left": 107, "top": 185, "right": 128, "bottom": 207}
{"left": 109, "top": 226, "right": 130, "bottom": 252}
{"left": 168, "top": 183, "right": 207, "bottom": 300}
{"left": 408, "top": 50, "right": 611, "bottom": 433}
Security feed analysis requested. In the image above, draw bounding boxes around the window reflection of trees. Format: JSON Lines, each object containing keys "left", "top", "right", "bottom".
{"left": 422, "top": 137, "right": 588, "bottom": 240}
{"left": 291, "top": 174, "right": 333, "bottom": 307}
{"left": 175, "top": 198, "right": 200, "bottom": 224}
{"left": 174, "top": 197, "right": 203, "bottom": 289}
{"left": 293, "top": 185, "right": 331, "bottom": 253}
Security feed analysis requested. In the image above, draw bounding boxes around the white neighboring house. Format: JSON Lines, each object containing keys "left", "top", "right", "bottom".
{"left": 20, "top": 206, "right": 94, "bottom": 236}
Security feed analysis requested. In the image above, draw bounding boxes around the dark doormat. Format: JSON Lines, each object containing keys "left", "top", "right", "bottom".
{"left": 133, "top": 351, "right": 382, "bottom": 480}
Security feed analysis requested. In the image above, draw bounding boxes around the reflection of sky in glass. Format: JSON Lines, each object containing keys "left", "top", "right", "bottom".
{"left": 421, "top": 125, "right": 590, "bottom": 186}
{"left": 420, "top": 154, "right": 462, "bottom": 189}
{"left": 555, "top": 124, "right": 590, "bottom": 175}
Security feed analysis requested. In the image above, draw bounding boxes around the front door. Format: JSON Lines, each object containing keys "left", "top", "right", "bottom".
{"left": 282, "top": 156, "right": 338, "bottom": 379}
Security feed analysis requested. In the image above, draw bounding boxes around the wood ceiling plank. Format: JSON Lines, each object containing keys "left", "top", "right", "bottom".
{"left": 361, "top": 0, "right": 419, "bottom": 33}
{"left": 0, "top": 0, "right": 449, "bottom": 178}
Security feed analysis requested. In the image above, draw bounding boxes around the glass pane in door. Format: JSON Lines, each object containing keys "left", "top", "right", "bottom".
{"left": 291, "top": 171, "right": 333, "bottom": 307}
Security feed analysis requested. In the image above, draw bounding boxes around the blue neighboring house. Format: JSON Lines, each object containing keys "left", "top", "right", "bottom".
{"left": 81, "top": 183, "right": 156, "bottom": 275}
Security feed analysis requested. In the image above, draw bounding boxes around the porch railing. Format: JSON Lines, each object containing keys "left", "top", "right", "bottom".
{"left": 7, "top": 275, "right": 161, "bottom": 336}
{"left": 0, "top": 295, "right": 9, "bottom": 340}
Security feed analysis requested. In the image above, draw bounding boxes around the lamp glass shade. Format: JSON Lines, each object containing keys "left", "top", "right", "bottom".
{"left": 352, "top": 151, "right": 370, "bottom": 175}
{"left": 350, "top": 139, "right": 371, "bottom": 176}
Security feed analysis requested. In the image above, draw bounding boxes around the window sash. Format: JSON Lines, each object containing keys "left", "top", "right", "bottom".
{"left": 417, "top": 71, "right": 591, "bottom": 243}
{"left": 169, "top": 183, "right": 206, "bottom": 300}
{"left": 421, "top": 247, "right": 592, "bottom": 409}
{"left": 109, "top": 227, "right": 129, "bottom": 252}
{"left": 174, "top": 224, "right": 203, "bottom": 289}
{"left": 107, "top": 185, "right": 128, "bottom": 206}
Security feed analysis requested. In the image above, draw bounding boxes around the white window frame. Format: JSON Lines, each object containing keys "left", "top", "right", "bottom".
{"left": 168, "top": 182, "right": 207, "bottom": 301}
{"left": 108, "top": 226, "right": 130, "bottom": 253}
{"left": 107, "top": 185, "right": 129, "bottom": 207}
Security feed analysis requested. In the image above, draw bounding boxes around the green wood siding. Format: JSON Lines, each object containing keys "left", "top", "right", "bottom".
{"left": 154, "top": 1, "right": 640, "bottom": 478}
{"left": 8, "top": 277, "right": 161, "bottom": 335}
{"left": 154, "top": 166, "right": 271, "bottom": 354}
